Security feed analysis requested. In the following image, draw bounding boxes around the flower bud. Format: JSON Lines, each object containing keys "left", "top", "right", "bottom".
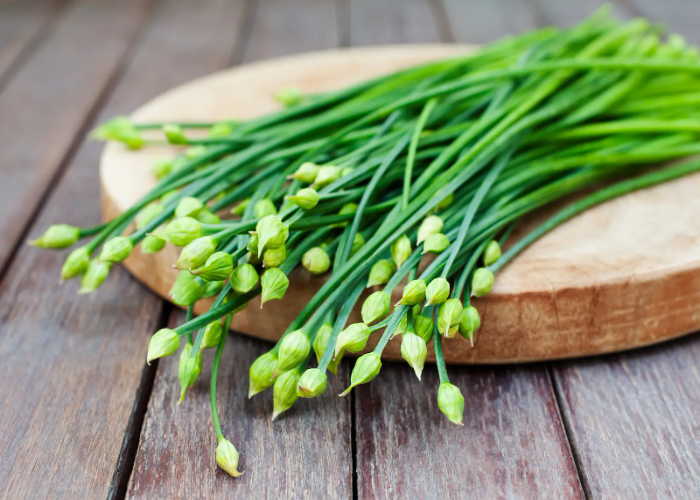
{"left": 340, "top": 353, "right": 381, "bottom": 396}
{"left": 275, "top": 86, "right": 303, "bottom": 107}
{"left": 254, "top": 198, "right": 277, "bottom": 218}
{"left": 248, "top": 351, "right": 277, "bottom": 398}
{"left": 230, "top": 263, "right": 259, "bottom": 294}
{"left": 335, "top": 323, "right": 372, "bottom": 358}
{"left": 231, "top": 198, "right": 250, "bottom": 216}
{"left": 176, "top": 236, "right": 217, "bottom": 270}
{"left": 426, "top": 277, "right": 450, "bottom": 305}
{"left": 196, "top": 209, "right": 221, "bottom": 224}
{"left": 350, "top": 233, "right": 364, "bottom": 256}
{"left": 141, "top": 233, "right": 166, "bottom": 254}
{"left": 286, "top": 188, "right": 320, "bottom": 210}
{"left": 29, "top": 224, "right": 80, "bottom": 249}
{"left": 92, "top": 116, "right": 143, "bottom": 149}
{"left": 255, "top": 215, "right": 289, "bottom": 255}
{"left": 79, "top": 259, "right": 111, "bottom": 294}
{"left": 169, "top": 270, "right": 204, "bottom": 306}
{"left": 313, "top": 165, "right": 341, "bottom": 188}
{"left": 178, "top": 343, "right": 203, "bottom": 403}
{"left": 483, "top": 240, "right": 502, "bottom": 266}
{"left": 191, "top": 251, "right": 232, "bottom": 281}
{"left": 417, "top": 215, "right": 444, "bottom": 244}
{"left": 290, "top": 162, "right": 320, "bottom": 183}
{"left": 397, "top": 279, "right": 426, "bottom": 306}
{"left": 174, "top": 197, "right": 203, "bottom": 219}
{"left": 302, "top": 247, "right": 330, "bottom": 274}
{"left": 165, "top": 217, "right": 202, "bottom": 246}
{"left": 436, "top": 192, "right": 454, "bottom": 210}
{"left": 437, "top": 382, "right": 465, "bottom": 425}
{"left": 272, "top": 369, "right": 301, "bottom": 420}
{"left": 146, "top": 328, "right": 180, "bottom": 364}
{"left": 216, "top": 438, "right": 243, "bottom": 477}
{"left": 247, "top": 234, "right": 259, "bottom": 255}
{"left": 341, "top": 166, "right": 354, "bottom": 177}
{"left": 437, "top": 298, "right": 463, "bottom": 338}
{"left": 61, "top": 246, "right": 90, "bottom": 281}
{"left": 202, "top": 280, "right": 224, "bottom": 298}
{"left": 185, "top": 145, "right": 206, "bottom": 159}
{"left": 423, "top": 233, "right": 450, "bottom": 254}
{"left": 414, "top": 315, "right": 434, "bottom": 343}
{"left": 209, "top": 121, "right": 234, "bottom": 137}
{"left": 312, "top": 323, "right": 333, "bottom": 363}
{"left": 276, "top": 330, "right": 311, "bottom": 374}
{"left": 163, "top": 123, "right": 188, "bottom": 144}
{"left": 263, "top": 245, "right": 286, "bottom": 268}
{"left": 401, "top": 332, "right": 427, "bottom": 380}
{"left": 200, "top": 321, "right": 224, "bottom": 350}
{"left": 99, "top": 236, "right": 133, "bottom": 263}
{"left": 339, "top": 203, "right": 357, "bottom": 216}
{"left": 471, "top": 268, "right": 494, "bottom": 297}
{"left": 367, "top": 259, "right": 396, "bottom": 287}
{"left": 160, "top": 189, "right": 180, "bottom": 204}
{"left": 459, "top": 305, "right": 481, "bottom": 343}
{"left": 391, "top": 234, "right": 412, "bottom": 269}
{"left": 151, "top": 158, "right": 173, "bottom": 178}
{"left": 297, "top": 368, "right": 327, "bottom": 398}
{"left": 260, "top": 268, "right": 289, "bottom": 306}
{"left": 136, "top": 203, "right": 165, "bottom": 230}
{"left": 361, "top": 291, "right": 390, "bottom": 324}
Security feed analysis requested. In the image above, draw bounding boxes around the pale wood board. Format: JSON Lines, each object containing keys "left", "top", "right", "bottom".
{"left": 100, "top": 45, "right": 700, "bottom": 363}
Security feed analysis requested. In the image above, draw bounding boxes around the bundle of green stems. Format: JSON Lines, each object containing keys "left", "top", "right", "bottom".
{"left": 30, "top": 9, "right": 700, "bottom": 476}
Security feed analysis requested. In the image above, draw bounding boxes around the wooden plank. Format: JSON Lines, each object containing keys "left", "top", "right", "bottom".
{"left": 348, "top": 0, "right": 442, "bottom": 45}
{"left": 553, "top": 336, "right": 700, "bottom": 497}
{"left": 129, "top": 312, "right": 352, "bottom": 499}
{"left": 356, "top": 365, "right": 583, "bottom": 498}
{"left": 532, "top": 0, "right": 633, "bottom": 26}
{"left": 442, "top": 0, "right": 541, "bottom": 43}
{"left": 0, "top": 0, "right": 150, "bottom": 272}
{"left": 126, "top": 1, "right": 353, "bottom": 497}
{"left": 623, "top": 0, "right": 700, "bottom": 43}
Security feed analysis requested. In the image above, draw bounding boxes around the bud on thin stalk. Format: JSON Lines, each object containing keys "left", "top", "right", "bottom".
{"left": 401, "top": 332, "right": 428, "bottom": 380}
{"left": 286, "top": 188, "right": 320, "bottom": 210}
{"left": 396, "top": 279, "right": 426, "bottom": 306}
{"left": 147, "top": 328, "right": 181, "bottom": 364}
{"left": 249, "top": 351, "right": 278, "bottom": 398}
{"left": 391, "top": 234, "right": 412, "bottom": 269}
{"left": 302, "top": 247, "right": 330, "bottom": 274}
{"left": 437, "top": 382, "right": 465, "bottom": 425}
{"left": 275, "top": 330, "right": 311, "bottom": 375}
{"left": 61, "top": 246, "right": 90, "bottom": 281}
{"left": 260, "top": 268, "right": 289, "bottom": 307}
{"left": 175, "top": 197, "right": 204, "bottom": 219}
{"left": 483, "top": 240, "right": 502, "bottom": 266}
{"left": 230, "top": 263, "right": 259, "bottom": 294}
{"left": 272, "top": 368, "right": 301, "bottom": 420}
{"left": 367, "top": 259, "right": 396, "bottom": 287}
{"left": 471, "top": 268, "right": 494, "bottom": 297}
{"left": 335, "top": 323, "right": 372, "bottom": 358}
{"left": 361, "top": 291, "right": 390, "bottom": 324}
{"left": 297, "top": 368, "right": 327, "bottom": 398}
{"left": 216, "top": 438, "right": 243, "bottom": 477}
{"left": 176, "top": 236, "right": 217, "bottom": 270}
{"left": 99, "top": 236, "right": 133, "bottom": 263}
{"left": 340, "top": 353, "right": 382, "bottom": 396}
{"left": 190, "top": 251, "right": 233, "bottom": 281}
{"left": 29, "top": 224, "right": 81, "bottom": 249}
{"left": 426, "top": 278, "right": 450, "bottom": 305}
{"left": 417, "top": 215, "right": 444, "bottom": 244}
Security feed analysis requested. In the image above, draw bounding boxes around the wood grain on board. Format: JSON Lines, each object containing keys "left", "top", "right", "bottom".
{"left": 442, "top": 0, "right": 541, "bottom": 43}
{"left": 347, "top": 0, "right": 443, "bottom": 45}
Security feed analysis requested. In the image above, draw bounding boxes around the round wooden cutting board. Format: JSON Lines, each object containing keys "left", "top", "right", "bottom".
{"left": 100, "top": 45, "right": 700, "bottom": 364}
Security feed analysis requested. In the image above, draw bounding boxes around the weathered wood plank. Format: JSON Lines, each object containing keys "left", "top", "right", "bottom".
{"left": 553, "top": 335, "right": 700, "bottom": 498}
{"left": 532, "top": 0, "right": 633, "bottom": 26}
{"left": 348, "top": 0, "right": 442, "bottom": 45}
{"left": 126, "top": 1, "right": 353, "bottom": 497}
{"left": 0, "top": 0, "right": 150, "bottom": 272}
{"left": 623, "top": 0, "right": 700, "bottom": 43}
{"left": 442, "top": 0, "right": 541, "bottom": 43}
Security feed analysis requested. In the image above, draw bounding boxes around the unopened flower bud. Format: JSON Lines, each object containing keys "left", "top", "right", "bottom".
{"left": 136, "top": 203, "right": 165, "bottom": 230}
{"left": 248, "top": 351, "right": 277, "bottom": 398}
{"left": 423, "top": 233, "right": 450, "bottom": 254}
{"left": 297, "top": 368, "right": 327, "bottom": 398}
{"left": 273, "top": 368, "right": 301, "bottom": 420}
{"left": 260, "top": 268, "right": 289, "bottom": 306}
{"left": 483, "top": 240, "right": 502, "bottom": 266}
{"left": 61, "top": 246, "right": 90, "bottom": 281}
{"left": 275, "top": 86, "right": 304, "bottom": 107}
{"left": 438, "top": 298, "right": 463, "bottom": 338}
{"left": 151, "top": 158, "right": 173, "bottom": 178}
{"left": 216, "top": 438, "right": 243, "bottom": 477}
{"left": 29, "top": 224, "right": 80, "bottom": 249}
{"left": 276, "top": 330, "right": 311, "bottom": 374}
{"left": 414, "top": 315, "right": 434, "bottom": 343}
{"left": 99, "top": 236, "right": 133, "bottom": 263}
{"left": 209, "top": 121, "right": 234, "bottom": 137}
{"left": 417, "top": 215, "right": 444, "bottom": 244}
{"left": 185, "top": 145, "right": 206, "bottom": 159}
{"left": 92, "top": 116, "right": 143, "bottom": 149}
{"left": 176, "top": 236, "right": 217, "bottom": 270}
{"left": 247, "top": 234, "right": 259, "bottom": 255}
{"left": 426, "top": 277, "right": 450, "bottom": 305}
{"left": 191, "top": 251, "right": 232, "bottom": 281}
{"left": 339, "top": 203, "right": 357, "bottom": 216}
{"left": 175, "top": 197, "right": 204, "bottom": 219}
{"left": 313, "top": 165, "right": 341, "bottom": 188}
{"left": 437, "top": 382, "right": 465, "bottom": 425}
{"left": 302, "top": 247, "right": 330, "bottom": 274}
{"left": 401, "top": 332, "right": 427, "bottom": 380}
{"left": 165, "top": 217, "right": 202, "bottom": 246}
{"left": 436, "top": 192, "right": 454, "bottom": 210}
{"left": 200, "top": 321, "right": 224, "bottom": 350}
{"left": 141, "top": 232, "right": 166, "bottom": 254}
{"left": 340, "top": 353, "right": 381, "bottom": 396}
{"left": 263, "top": 245, "right": 286, "bottom": 268}
{"left": 459, "top": 305, "right": 481, "bottom": 342}
{"left": 254, "top": 198, "right": 277, "bottom": 218}
{"left": 178, "top": 343, "right": 203, "bottom": 403}
{"left": 160, "top": 189, "right": 180, "bottom": 204}
{"left": 367, "top": 259, "right": 396, "bottom": 287}
{"left": 202, "top": 280, "right": 224, "bottom": 298}
{"left": 290, "top": 162, "right": 320, "bottom": 183}
{"left": 361, "top": 291, "right": 390, "bottom": 324}
{"left": 397, "top": 279, "right": 426, "bottom": 306}
{"left": 287, "top": 188, "right": 319, "bottom": 210}
{"left": 169, "top": 270, "right": 204, "bottom": 306}
{"left": 471, "top": 267, "right": 494, "bottom": 297}
{"left": 230, "top": 263, "right": 259, "bottom": 294}
{"left": 79, "top": 259, "right": 111, "bottom": 294}
{"left": 196, "top": 209, "right": 220, "bottom": 224}
{"left": 231, "top": 198, "right": 250, "bottom": 216}
{"left": 146, "top": 328, "right": 180, "bottom": 363}
{"left": 255, "top": 215, "right": 289, "bottom": 255}
{"left": 163, "top": 123, "right": 188, "bottom": 144}
{"left": 312, "top": 323, "right": 332, "bottom": 363}
{"left": 350, "top": 233, "right": 364, "bottom": 256}
{"left": 341, "top": 166, "right": 354, "bottom": 177}
{"left": 391, "top": 234, "right": 412, "bottom": 269}
{"left": 335, "top": 323, "right": 372, "bottom": 357}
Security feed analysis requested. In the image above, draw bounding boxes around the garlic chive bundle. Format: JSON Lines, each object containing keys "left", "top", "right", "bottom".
{"left": 29, "top": 9, "right": 700, "bottom": 477}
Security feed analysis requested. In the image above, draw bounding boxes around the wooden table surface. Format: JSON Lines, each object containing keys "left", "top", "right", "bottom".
{"left": 1, "top": 0, "right": 699, "bottom": 498}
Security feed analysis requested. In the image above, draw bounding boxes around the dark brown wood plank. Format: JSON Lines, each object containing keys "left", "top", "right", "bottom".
{"left": 441, "top": 0, "right": 541, "bottom": 44}
{"left": 0, "top": 0, "right": 150, "bottom": 272}
{"left": 553, "top": 336, "right": 700, "bottom": 498}
{"left": 348, "top": 0, "right": 442, "bottom": 45}
{"left": 356, "top": 365, "right": 583, "bottom": 499}
{"left": 126, "top": 1, "right": 353, "bottom": 497}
